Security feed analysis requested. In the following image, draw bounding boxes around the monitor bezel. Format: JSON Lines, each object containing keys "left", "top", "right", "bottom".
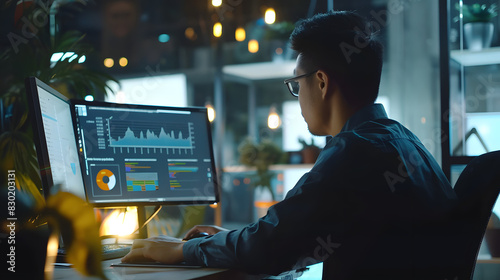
{"left": 25, "top": 76, "right": 71, "bottom": 199}
{"left": 70, "top": 98, "right": 220, "bottom": 207}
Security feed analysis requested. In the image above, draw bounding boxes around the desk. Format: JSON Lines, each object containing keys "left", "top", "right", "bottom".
{"left": 53, "top": 259, "right": 263, "bottom": 280}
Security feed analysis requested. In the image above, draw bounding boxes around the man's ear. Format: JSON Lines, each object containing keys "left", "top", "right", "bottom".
{"left": 316, "top": 70, "right": 335, "bottom": 100}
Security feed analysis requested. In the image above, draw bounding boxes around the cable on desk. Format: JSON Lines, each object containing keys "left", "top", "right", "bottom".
{"left": 140, "top": 205, "right": 162, "bottom": 231}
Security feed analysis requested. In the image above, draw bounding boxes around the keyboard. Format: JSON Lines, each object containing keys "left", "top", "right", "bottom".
{"left": 101, "top": 244, "right": 132, "bottom": 260}
{"left": 56, "top": 244, "right": 131, "bottom": 262}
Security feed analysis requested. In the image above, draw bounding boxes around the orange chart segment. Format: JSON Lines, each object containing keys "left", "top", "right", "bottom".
{"left": 96, "top": 169, "right": 116, "bottom": 191}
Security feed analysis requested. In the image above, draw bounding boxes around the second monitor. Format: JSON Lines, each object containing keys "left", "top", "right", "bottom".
{"left": 72, "top": 100, "right": 219, "bottom": 207}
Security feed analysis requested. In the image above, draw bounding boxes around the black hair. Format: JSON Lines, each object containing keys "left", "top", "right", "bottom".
{"left": 290, "top": 11, "right": 384, "bottom": 109}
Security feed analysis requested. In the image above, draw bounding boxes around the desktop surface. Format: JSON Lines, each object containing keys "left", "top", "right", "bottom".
{"left": 53, "top": 258, "right": 263, "bottom": 280}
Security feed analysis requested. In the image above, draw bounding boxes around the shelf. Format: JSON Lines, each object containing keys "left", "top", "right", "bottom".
{"left": 477, "top": 255, "right": 500, "bottom": 264}
{"left": 450, "top": 47, "right": 500, "bottom": 67}
{"left": 223, "top": 164, "right": 314, "bottom": 173}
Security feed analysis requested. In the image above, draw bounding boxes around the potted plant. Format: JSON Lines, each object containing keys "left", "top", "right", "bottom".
{"left": 298, "top": 137, "right": 321, "bottom": 164}
{"left": 457, "top": 3, "right": 498, "bottom": 50}
{"left": 264, "top": 21, "right": 295, "bottom": 41}
{"left": 238, "top": 138, "right": 286, "bottom": 218}
{"left": 0, "top": 185, "right": 105, "bottom": 279}
{"left": 0, "top": 2, "right": 116, "bottom": 278}
{"left": 0, "top": 1, "right": 117, "bottom": 202}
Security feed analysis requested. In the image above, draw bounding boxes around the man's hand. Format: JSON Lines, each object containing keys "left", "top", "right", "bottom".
{"left": 121, "top": 235, "right": 184, "bottom": 264}
{"left": 183, "top": 225, "right": 229, "bottom": 240}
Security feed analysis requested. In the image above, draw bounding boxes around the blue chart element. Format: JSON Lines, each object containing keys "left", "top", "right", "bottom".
{"left": 167, "top": 164, "right": 199, "bottom": 189}
{"left": 111, "top": 127, "right": 192, "bottom": 148}
{"left": 126, "top": 171, "right": 159, "bottom": 192}
{"left": 70, "top": 162, "right": 76, "bottom": 175}
{"left": 168, "top": 166, "right": 199, "bottom": 178}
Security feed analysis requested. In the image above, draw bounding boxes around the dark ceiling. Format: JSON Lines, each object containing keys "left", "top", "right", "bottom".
{"left": 1, "top": 0, "right": 387, "bottom": 78}
{"left": 1, "top": 0, "right": 323, "bottom": 76}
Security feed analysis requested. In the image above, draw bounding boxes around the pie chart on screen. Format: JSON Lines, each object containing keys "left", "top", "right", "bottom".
{"left": 96, "top": 169, "right": 116, "bottom": 191}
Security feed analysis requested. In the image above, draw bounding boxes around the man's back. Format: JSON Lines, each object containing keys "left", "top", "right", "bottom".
{"left": 304, "top": 104, "right": 457, "bottom": 279}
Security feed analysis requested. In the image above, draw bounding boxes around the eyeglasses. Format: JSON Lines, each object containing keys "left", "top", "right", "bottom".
{"left": 283, "top": 70, "right": 318, "bottom": 97}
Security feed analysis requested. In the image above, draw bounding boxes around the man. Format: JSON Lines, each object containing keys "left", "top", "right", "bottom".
{"left": 122, "top": 11, "right": 457, "bottom": 279}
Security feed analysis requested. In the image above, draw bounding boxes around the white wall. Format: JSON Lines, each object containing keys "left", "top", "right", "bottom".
{"left": 106, "top": 74, "right": 187, "bottom": 107}
{"left": 282, "top": 100, "right": 327, "bottom": 151}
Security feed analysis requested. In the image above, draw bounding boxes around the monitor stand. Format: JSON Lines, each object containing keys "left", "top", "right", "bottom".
{"left": 137, "top": 206, "right": 148, "bottom": 239}
{"left": 136, "top": 205, "right": 164, "bottom": 239}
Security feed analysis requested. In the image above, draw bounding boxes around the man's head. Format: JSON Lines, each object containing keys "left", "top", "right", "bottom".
{"left": 287, "top": 11, "right": 383, "bottom": 136}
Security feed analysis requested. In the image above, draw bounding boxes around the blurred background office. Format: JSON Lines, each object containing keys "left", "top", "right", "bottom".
{"left": 1, "top": 0, "right": 500, "bottom": 278}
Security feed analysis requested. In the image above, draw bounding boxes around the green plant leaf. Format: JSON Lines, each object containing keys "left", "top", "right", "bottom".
{"left": 459, "top": 3, "right": 498, "bottom": 23}
{"left": 43, "top": 192, "right": 106, "bottom": 279}
{"left": 16, "top": 172, "right": 45, "bottom": 208}
{"left": 0, "top": 129, "right": 44, "bottom": 206}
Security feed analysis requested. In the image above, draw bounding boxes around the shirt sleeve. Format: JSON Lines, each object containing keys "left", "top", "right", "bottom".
{"left": 182, "top": 169, "right": 354, "bottom": 275}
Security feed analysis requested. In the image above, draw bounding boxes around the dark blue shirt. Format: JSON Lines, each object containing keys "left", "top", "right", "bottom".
{"left": 183, "top": 104, "right": 457, "bottom": 279}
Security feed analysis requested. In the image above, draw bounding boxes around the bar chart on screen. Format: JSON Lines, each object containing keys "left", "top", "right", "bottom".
{"left": 168, "top": 161, "right": 201, "bottom": 189}
{"left": 125, "top": 162, "right": 160, "bottom": 192}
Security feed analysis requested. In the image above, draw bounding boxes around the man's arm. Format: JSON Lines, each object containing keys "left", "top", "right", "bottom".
{"left": 182, "top": 170, "right": 350, "bottom": 275}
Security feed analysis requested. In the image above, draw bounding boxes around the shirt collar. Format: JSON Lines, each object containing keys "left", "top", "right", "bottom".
{"left": 341, "top": 103, "right": 388, "bottom": 132}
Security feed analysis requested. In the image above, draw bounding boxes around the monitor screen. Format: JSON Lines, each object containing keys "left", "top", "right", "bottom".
{"left": 72, "top": 100, "right": 219, "bottom": 206}
{"left": 25, "top": 77, "right": 86, "bottom": 199}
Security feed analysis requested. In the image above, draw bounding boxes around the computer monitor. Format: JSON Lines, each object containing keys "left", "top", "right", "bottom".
{"left": 72, "top": 99, "right": 219, "bottom": 207}
{"left": 25, "top": 77, "right": 86, "bottom": 199}
{"left": 26, "top": 77, "right": 219, "bottom": 208}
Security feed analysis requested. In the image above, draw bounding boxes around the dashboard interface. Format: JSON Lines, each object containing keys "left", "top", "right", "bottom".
{"left": 73, "top": 102, "right": 218, "bottom": 206}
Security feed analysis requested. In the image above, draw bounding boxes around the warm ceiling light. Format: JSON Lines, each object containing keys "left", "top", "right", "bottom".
{"left": 119, "top": 57, "right": 128, "bottom": 67}
{"left": 103, "top": 58, "right": 114, "bottom": 68}
{"left": 205, "top": 101, "right": 216, "bottom": 122}
{"left": 212, "top": 0, "right": 222, "bottom": 7}
{"left": 213, "top": 22, "right": 222, "bottom": 37}
{"left": 248, "top": 39, "right": 259, "bottom": 53}
{"left": 268, "top": 106, "right": 281, "bottom": 129}
{"left": 185, "top": 27, "right": 196, "bottom": 40}
{"left": 235, "top": 27, "right": 246, "bottom": 42}
{"left": 265, "top": 8, "right": 276, "bottom": 24}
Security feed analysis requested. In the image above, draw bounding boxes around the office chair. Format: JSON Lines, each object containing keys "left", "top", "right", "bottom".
{"left": 452, "top": 150, "right": 500, "bottom": 279}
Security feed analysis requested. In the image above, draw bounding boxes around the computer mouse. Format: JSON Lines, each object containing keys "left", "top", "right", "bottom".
{"left": 183, "top": 232, "right": 209, "bottom": 241}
